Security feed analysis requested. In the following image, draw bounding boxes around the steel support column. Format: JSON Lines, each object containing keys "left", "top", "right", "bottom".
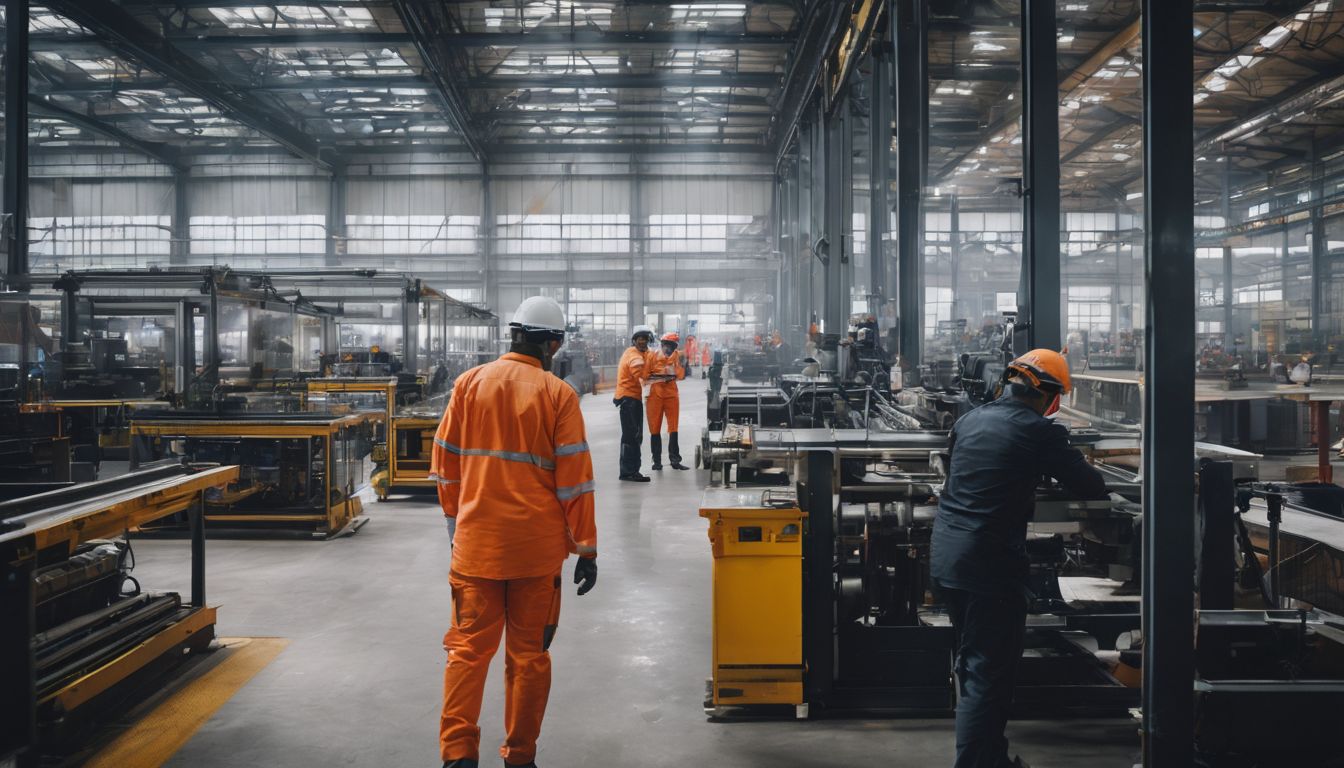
{"left": 629, "top": 159, "right": 646, "bottom": 331}
{"left": 1311, "top": 145, "right": 1329, "bottom": 352}
{"left": 894, "top": 0, "right": 928, "bottom": 365}
{"left": 481, "top": 173, "right": 498, "bottom": 314}
{"left": 174, "top": 300, "right": 192, "bottom": 399}
{"left": 869, "top": 44, "right": 892, "bottom": 317}
{"left": 326, "top": 166, "right": 347, "bottom": 267}
{"left": 823, "top": 99, "right": 850, "bottom": 335}
{"left": 172, "top": 169, "right": 190, "bottom": 264}
{"left": 1141, "top": 0, "right": 1196, "bottom": 765}
{"left": 4, "top": 0, "right": 29, "bottom": 280}
{"left": 950, "top": 195, "right": 961, "bottom": 320}
{"left": 1020, "top": 0, "right": 1061, "bottom": 352}
{"left": 203, "top": 277, "right": 220, "bottom": 392}
{"left": 1221, "top": 161, "right": 1234, "bottom": 348}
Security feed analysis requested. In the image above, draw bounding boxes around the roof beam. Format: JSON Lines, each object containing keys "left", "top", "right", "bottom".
{"left": 35, "top": 32, "right": 415, "bottom": 49}
{"left": 28, "top": 97, "right": 186, "bottom": 169}
{"left": 486, "top": 111, "right": 772, "bottom": 122}
{"left": 472, "top": 73, "right": 781, "bottom": 90}
{"left": 41, "top": 0, "right": 336, "bottom": 170}
{"left": 932, "top": 15, "right": 1141, "bottom": 181}
{"left": 767, "top": 0, "right": 850, "bottom": 157}
{"left": 436, "top": 31, "right": 794, "bottom": 48}
{"left": 390, "top": 0, "right": 485, "bottom": 163}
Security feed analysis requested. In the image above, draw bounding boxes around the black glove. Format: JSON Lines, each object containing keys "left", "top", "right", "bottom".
{"left": 574, "top": 557, "right": 597, "bottom": 596}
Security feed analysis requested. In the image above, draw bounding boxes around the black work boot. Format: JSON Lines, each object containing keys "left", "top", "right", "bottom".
{"left": 650, "top": 434, "right": 663, "bottom": 470}
{"left": 503, "top": 762, "right": 537, "bottom": 768}
{"left": 669, "top": 432, "right": 689, "bottom": 470}
{"left": 443, "top": 760, "right": 479, "bottom": 768}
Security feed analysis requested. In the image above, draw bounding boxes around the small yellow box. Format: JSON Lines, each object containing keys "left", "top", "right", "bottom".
{"left": 699, "top": 489, "right": 805, "bottom": 709}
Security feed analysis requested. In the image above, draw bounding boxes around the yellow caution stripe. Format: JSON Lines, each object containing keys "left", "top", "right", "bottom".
{"left": 84, "top": 637, "right": 288, "bottom": 768}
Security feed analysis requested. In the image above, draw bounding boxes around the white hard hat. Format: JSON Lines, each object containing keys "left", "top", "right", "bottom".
{"left": 632, "top": 324, "right": 655, "bottom": 340}
{"left": 511, "top": 296, "right": 567, "bottom": 338}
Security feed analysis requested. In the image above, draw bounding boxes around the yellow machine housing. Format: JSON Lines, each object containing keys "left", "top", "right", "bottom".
{"left": 699, "top": 489, "right": 806, "bottom": 711}
{"left": 129, "top": 413, "right": 376, "bottom": 536}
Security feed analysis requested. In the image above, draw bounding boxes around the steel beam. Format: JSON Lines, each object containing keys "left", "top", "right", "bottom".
{"left": 435, "top": 31, "right": 794, "bottom": 48}
{"left": 1141, "top": 0, "right": 1196, "bottom": 766}
{"left": 895, "top": 0, "right": 928, "bottom": 365}
{"left": 5, "top": 0, "right": 29, "bottom": 281}
{"left": 29, "top": 98, "right": 185, "bottom": 169}
{"left": 390, "top": 0, "right": 486, "bottom": 164}
{"left": 43, "top": 0, "right": 335, "bottom": 170}
{"left": 471, "top": 73, "right": 781, "bottom": 90}
{"left": 1019, "top": 0, "right": 1061, "bottom": 352}
{"left": 933, "top": 14, "right": 1140, "bottom": 182}
{"left": 769, "top": 0, "right": 850, "bottom": 164}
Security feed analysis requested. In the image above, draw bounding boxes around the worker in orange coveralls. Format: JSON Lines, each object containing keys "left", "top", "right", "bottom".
{"left": 646, "top": 331, "right": 689, "bottom": 471}
{"left": 430, "top": 295, "right": 598, "bottom": 768}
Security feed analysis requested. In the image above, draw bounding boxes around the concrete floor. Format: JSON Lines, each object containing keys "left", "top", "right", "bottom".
{"left": 129, "top": 382, "right": 1140, "bottom": 768}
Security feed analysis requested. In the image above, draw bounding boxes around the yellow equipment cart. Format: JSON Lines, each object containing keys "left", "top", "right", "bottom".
{"left": 129, "top": 412, "right": 377, "bottom": 537}
{"left": 0, "top": 464, "right": 238, "bottom": 758}
{"left": 380, "top": 408, "right": 443, "bottom": 499}
{"left": 699, "top": 488, "right": 806, "bottom": 716}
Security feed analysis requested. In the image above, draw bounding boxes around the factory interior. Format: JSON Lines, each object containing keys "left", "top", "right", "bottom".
{"left": 2, "top": 1, "right": 1344, "bottom": 767}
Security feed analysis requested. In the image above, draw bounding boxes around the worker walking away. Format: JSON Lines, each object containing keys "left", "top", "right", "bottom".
{"left": 646, "top": 332, "right": 689, "bottom": 471}
{"left": 431, "top": 296, "right": 598, "bottom": 768}
{"left": 615, "top": 325, "right": 655, "bottom": 482}
{"left": 931, "top": 349, "right": 1106, "bottom": 768}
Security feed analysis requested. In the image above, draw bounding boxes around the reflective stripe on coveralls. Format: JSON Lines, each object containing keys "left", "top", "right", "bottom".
{"left": 430, "top": 351, "right": 597, "bottom": 577}
{"left": 431, "top": 351, "right": 597, "bottom": 765}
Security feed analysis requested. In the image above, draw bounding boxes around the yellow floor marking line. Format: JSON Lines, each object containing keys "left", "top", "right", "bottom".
{"left": 84, "top": 637, "right": 289, "bottom": 768}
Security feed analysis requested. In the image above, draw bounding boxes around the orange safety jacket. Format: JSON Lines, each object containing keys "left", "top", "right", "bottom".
{"left": 615, "top": 346, "right": 651, "bottom": 400}
{"left": 430, "top": 352, "right": 597, "bottom": 580}
{"left": 648, "top": 349, "right": 685, "bottom": 397}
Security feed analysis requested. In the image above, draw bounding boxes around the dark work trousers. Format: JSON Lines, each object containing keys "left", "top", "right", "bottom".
{"left": 942, "top": 584, "right": 1028, "bottom": 768}
{"left": 617, "top": 397, "right": 643, "bottom": 476}
{"left": 649, "top": 434, "right": 681, "bottom": 466}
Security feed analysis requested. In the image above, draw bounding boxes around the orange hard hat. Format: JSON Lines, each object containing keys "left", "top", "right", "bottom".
{"left": 1007, "top": 349, "right": 1071, "bottom": 394}
{"left": 661, "top": 332, "right": 680, "bottom": 344}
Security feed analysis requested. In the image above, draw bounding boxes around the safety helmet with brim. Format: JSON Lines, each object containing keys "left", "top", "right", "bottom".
{"left": 510, "top": 296, "right": 567, "bottom": 343}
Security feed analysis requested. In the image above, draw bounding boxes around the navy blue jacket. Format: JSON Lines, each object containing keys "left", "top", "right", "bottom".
{"left": 932, "top": 396, "right": 1107, "bottom": 595}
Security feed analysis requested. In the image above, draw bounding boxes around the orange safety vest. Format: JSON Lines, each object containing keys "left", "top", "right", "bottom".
{"left": 615, "top": 345, "right": 650, "bottom": 400}
{"left": 430, "top": 352, "right": 597, "bottom": 580}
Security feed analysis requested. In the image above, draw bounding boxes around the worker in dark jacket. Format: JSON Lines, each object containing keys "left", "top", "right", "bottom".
{"left": 932, "top": 349, "right": 1107, "bottom": 768}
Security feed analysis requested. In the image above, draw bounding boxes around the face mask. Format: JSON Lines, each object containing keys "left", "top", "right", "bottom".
{"left": 662, "top": 344, "right": 675, "bottom": 355}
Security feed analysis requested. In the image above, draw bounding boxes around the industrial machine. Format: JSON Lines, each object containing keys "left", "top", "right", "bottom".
{"left": 129, "top": 410, "right": 376, "bottom": 537}
{"left": 1184, "top": 464, "right": 1344, "bottom": 767}
{"left": 699, "top": 429, "right": 1144, "bottom": 718}
{"left": 0, "top": 403, "right": 71, "bottom": 491}
{"left": 0, "top": 463, "right": 238, "bottom": 764}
